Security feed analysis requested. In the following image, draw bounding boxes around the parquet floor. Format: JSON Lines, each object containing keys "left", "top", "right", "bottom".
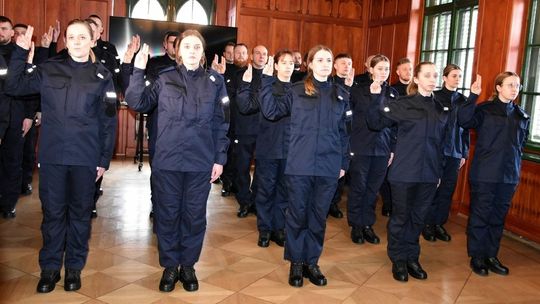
{"left": 1, "top": 159, "right": 540, "bottom": 304}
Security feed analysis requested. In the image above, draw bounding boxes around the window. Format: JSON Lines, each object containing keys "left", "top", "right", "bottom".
{"left": 130, "top": 0, "right": 167, "bottom": 21}
{"left": 128, "top": 0, "right": 214, "bottom": 24}
{"left": 420, "top": 0, "right": 478, "bottom": 94}
{"left": 176, "top": 0, "right": 208, "bottom": 25}
{"left": 522, "top": 0, "right": 540, "bottom": 146}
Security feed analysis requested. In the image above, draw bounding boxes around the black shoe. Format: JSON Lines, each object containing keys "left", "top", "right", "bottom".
{"left": 159, "top": 267, "right": 179, "bottom": 292}
{"left": 288, "top": 262, "right": 303, "bottom": 287}
{"left": 327, "top": 204, "right": 343, "bottom": 218}
{"left": 351, "top": 227, "right": 364, "bottom": 244}
{"left": 270, "top": 230, "right": 285, "bottom": 247}
{"left": 179, "top": 266, "right": 199, "bottom": 291}
{"left": 64, "top": 269, "right": 81, "bottom": 291}
{"left": 486, "top": 257, "right": 509, "bottom": 276}
{"left": 21, "top": 184, "right": 32, "bottom": 195}
{"left": 392, "top": 261, "right": 408, "bottom": 282}
{"left": 422, "top": 225, "right": 436, "bottom": 242}
{"left": 91, "top": 209, "right": 97, "bottom": 219}
{"left": 303, "top": 264, "right": 327, "bottom": 286}
{"left": 406, "top": 261, "right": 427, "bottom": 280}
{"left": 248, "top": 204, "right": 257, "bottom": 215}
{"left": 362, "top": 226, "right": 380, "bottom": 244}
{"left": 237, "top": 205, "right": 250, "bottom": 218}
{"left": 2, "top": 209, "right": 16, "bottom": 219}
{"left": 434, "top": 225, "right": 451, "bottom": 242}
{"left": 99, "top": 188, "right": 104, "bottom": 196}
{"left": 149, "top": 210, "right": 154, "bottom": 218}
{"left": 470, "top": 257, "right": 489, "bottom": 276}
{"left": 381, "top": 209, "right": 391, "bottom": 217}
{"left": 36, "top": 270, "right": 60, "bottom": 293}
{"left": 258, "top": 231, "right": 271, "bottom": 247}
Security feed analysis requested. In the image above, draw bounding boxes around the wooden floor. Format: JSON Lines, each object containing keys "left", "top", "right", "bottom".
{"left": 1, "top": 160, "right": 540, "bottom": 304}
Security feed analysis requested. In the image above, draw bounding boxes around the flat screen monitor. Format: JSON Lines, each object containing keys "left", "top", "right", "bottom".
{"left": 108, "top": 16, "right": 237, "bottom": 66}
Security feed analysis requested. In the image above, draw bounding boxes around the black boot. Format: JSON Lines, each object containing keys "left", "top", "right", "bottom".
{"left": 485, "top": 257, "right": 509, "bottom": 276}
{"left": 2, "top": 208, "right": 16, "bottom": 219}
{"left": 406, "top": 261, "right": 427, "bottom": 280}
{"left": 391, "top": 261, "right": 408, "bottom": 282}
{"left": 270, "top": 229, "right": 285, "bottom": 247}
{"left": 303, "top": 264, "right": 327, "bottom": 286}
{"left": 362, "top": 226, "right": 380, "bottom": 244}
{"left": 258, "top": 231, "right": 271, "bottom": 247}
{"left": 351, "top": 227, "right": 364, "bottom": 244}
{"left": 470, "top": 257, "right": 489, "bottom": 276}
{"left": 422, "top": 225, "right": 436, "bottom": 242}
{"left": 327, "top": 204, "right": 343, "bottom": 218}
{"left": 36, "top": 270, "right": 60, "bottom": 293}
{"left": 21, "top": 183, "right": 32, "bottom": 195}
{"left": 179, "top": 266, "right": 199, "bottom": 291}
{"left": 288, "top": 262, "right": 303, "bottom": 287}
{"left": 237, "top": 205, "right": 250, "bottom": 218}
{"left": 159, "top": 267, "right": 179, "bottom": 292}
{"left": 434, "top": 225, "right": 451, "bottom": 242}
{"left": 64, "top": 269, "right": 81, "bottom": 291}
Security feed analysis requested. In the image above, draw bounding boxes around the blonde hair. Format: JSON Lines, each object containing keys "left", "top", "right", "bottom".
{"left": 490, "top": 71, "right": 520, "bottom": 101}
{"left": 65, "top": 19, "right": 96, "bottom": 63}
{"left": 304, "top": 45, "right": 333, "bottom": 96}
{"left": 175, "top": 29, "right": 206, "bottom": 66}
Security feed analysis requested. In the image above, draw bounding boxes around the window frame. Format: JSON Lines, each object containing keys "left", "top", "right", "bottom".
{"left": 521, "top": 0, "right": 540, "bottom": 156}
{"left": 127, "top": 0, "right": 215, "bottom": 24}
{"left": 420, "top": 0, "right": 479, "bottom": 94}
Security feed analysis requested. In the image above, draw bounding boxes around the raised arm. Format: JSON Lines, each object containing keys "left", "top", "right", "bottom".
{"left": 5, "top": 26, "right": 42, "bottom": 96}
{"left": 258, "top": 74, "right": 292, "bottom": 121}
{"left": 124, "top": 43, "right": 159, "bottom": 113}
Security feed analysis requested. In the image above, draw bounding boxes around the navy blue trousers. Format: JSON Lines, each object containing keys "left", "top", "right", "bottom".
{"left": 387, "top": 182, "right": 437, "bottom": 262}
{"left": 425, "top": 156, "right": 461, "bottom": 225}
{"left": 347, "top": 155, "right": 389, "bottom": 228}
{"left": 379, "top": 174, "right": 392, "bottom": 213}
{"left": 254, "top": 159, "right": 288, "bottom": 233}
{"left": 21, "top": 123, "right": 37, "bottom": 186}
{"left": 284, "top": 175, "right": 338, "bottom": 265}
{"left": 39, "top": 164, "right": 96, "bottom": 270}
{"left": 331, "top": 175, "right": 346, "bottom": 205}
{"left": 153, "top": 169, "right": 211, "bottom": 267}
{"left": 234, "top": 135, "right": 257, "bottom": 207}
{"left": 0, "top": 116, "right": 25, "bottom": 212}
{"left": 467, "top": 182, "right": 516, "bottom": 259}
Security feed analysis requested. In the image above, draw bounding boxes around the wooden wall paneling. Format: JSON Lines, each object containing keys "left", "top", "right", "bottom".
{"left": 113, "top": 0, "right": 127, "bottom": 17}
{"left": 383, "top": 0, "right": 398, "bottom": 18}
{"left": 366, "top": 26, "right": 381, "bottom": 57}
{"left": 214, "top": 0, "right": 229, "bottom": 26}
{"left": 370, "top": 0, "right": 383, "bottom": 20}
{"left": 240, "top": 0, "right": 270, "bottom": 10}
{"left": 337, "top": 0, "right": 363, "bottom": 20}
{"left": 332, "top": 25, "right": 364, "bottom": 69}
{"left": 80, "top": 0, "right": 110, "bottom": 39}
{"left": 306, "top": 0, "right": 333, "bottom": 17}
{"left": 397, "top": 0, "right": 411, "bottom": 15}
{"left": 379, "top": 24, "right": 395, "bottom": 59}
{"left": 4, "top": 0, "right": 45, "bottom": 47}
{"left": 275, "top": 0, "right": 302, "bottom": 13}
{"left": 236, "top": 14, "right": 271, "bottom": 49}
{"left": 270, "top": 18, "right": 301, "bottom": 53}
{"left": 406, "top": 0, "right": 423, "bottom": 63}
{"left": 301, "top": 21, "right": 334, "bottom": 52}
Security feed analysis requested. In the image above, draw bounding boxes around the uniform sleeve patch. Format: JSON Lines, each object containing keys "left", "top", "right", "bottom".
{"left": 100, "top": 59, "right": 106, "bottom": 64}
{"left": 26, "top": 68, "right": 34, "bottom": 73}
{"left": 443, "top": 107, "right": 449, "bottom": 111}
{"left": 114, "top": 68, "right": 120, "bottom": 73}
{"left": 145, "top": 80, "right": 151, "bottom": 87}
{"left": 209, "top": 75, "right": 216, "bottom": 82}
{"left": 0, "top": 68, "right": 7, "bottom": 75}
{"left": 346, "top": 110, "right": 353, "bottom": 116}
{"left": 337, "top": 95, "right": 344, "bottom": 100}
{"left": 221, "top": 96, "right": 230, "bottom": 104}
{"left": 350, "top": 152, "right": 355, "bottom": 156}
{"left": 383, "top": 107, "right": 390, "bottom": 112}
{"left": 97, "top": 73, "right": 104, "bottom": 79}
{"left": 390, "top": 93, "right": 395, "bottom": 98}
{"left": 106, "top": 92, "right": 117, "bottom": 99}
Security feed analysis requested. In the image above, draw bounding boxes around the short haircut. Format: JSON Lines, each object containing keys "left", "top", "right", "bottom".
{"left": 164, "top": 31, "right": 180, "bottom": 41}
{"left": 396, "top": 57, "right": 411, "bottom": 67}
{"left": 0, "top": 16, "right": 13, "bottom": 26}
{"left": 88, "top": 14, "right": 102, "bottom": 21}
{"left": 234, "top": 43, "right": 248, "bottom": 50}
{"left": 13, "top": 23, "right": 27, "bottom": 29}
{"left": 334, "top": 53, "right": 352, "bottom": 61}
{"left": 225, "top": 41, "right": 235, "bottom": 48}
{"left": 84, "top": 18, "right": 98, "bottom": 27}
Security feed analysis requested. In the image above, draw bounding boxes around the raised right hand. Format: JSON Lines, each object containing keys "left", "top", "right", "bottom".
{"left": 16, "top": 25, "right": 33, "bottom": 50}
{"left": 134, "top": 43, "right": 149, "bottom": 70}
{"left": 262, "top": 56, "right": 274, "bottom": 76}
{"left": 242, "top": 64, "right": 253, "bottom": 83}
{"left": 211, "top": 54, "right": 226, "bottom": 74}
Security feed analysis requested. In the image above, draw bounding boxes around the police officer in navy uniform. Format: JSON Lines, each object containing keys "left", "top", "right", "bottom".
{"left": 459, "top": 72, "right": 527, "bottom": 277}
{"left": 347, "top": 54, "right": 397, "bottom": 245}
{"left": 390, "top": 57, "right": 412, "bottom": 97}
{"left": 5, "top": 21, "right": 117, "bottom": 293}
{"left": 367, "top": 62, "right": 462, "bottom": 282}
{"left": 423, "top": 64, "right": 475, "bottom": 242}
{"left": 0, "top": 53, "right": 8, "bottom": 143}
{"left": 125, "top": 30, "right": 229, "bottom": 292}
{"left": 260, "top": 45, "right": 352, "bottom": 288}
{"left": 88, "top": 14, "right": 119, "bottom": 64}
{"left": 237, "top": 50, "right": 294, "bottom": 248}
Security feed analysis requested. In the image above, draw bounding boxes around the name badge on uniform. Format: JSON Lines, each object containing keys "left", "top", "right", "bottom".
{"left": 114, "top": 68, "right": 120, "bottom": 73}
{"left": 97, "top": 73, "right": 104, "bottom": 79}
{"left": 0, "top": 68, "right": 7, "bottom": 76}
{"left": 221, "top": 96, "right": 230, "bottom": 104}
{"left": 145, "top": 80, "right": 151, "bottom": 87}
{"left": 103, "top": 46, "right": 108, "bottom": 50}
{"left": 337, "top": 95, "right": 344, "bottom": 100}
{"left": 350, "top": 152, "right": 355, "bottom": 156}
{"left": 346, "top": 110, "right": 353, "bottom": 117}
{"left": 209, "top": 75, "right": 216, "bottom": 82}
{"left": 27, "top": 67, "right": 34, "bottom": 73}
{"left": 443, "top": 107, "right": 449, "bottom": 111}
{"left": 383, "top": 106, "right": 390, "bottom": 112}
{"left": 390, "top": 93, "right": 395, "bottom": 98}
{"left": 106, "top": 91, "right": 117, "bottom": 99}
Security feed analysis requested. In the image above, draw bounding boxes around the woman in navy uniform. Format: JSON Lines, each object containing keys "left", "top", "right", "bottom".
{"left": 5, "top": 20, "right": 117, "bottom": 293}
{"left": 237, "top": 50, "right": 294, "bottom": 248}
{"left": 259, "top": 45, "right": 352, "bottom": 287}
{"left": 125, "top": 29, "right": 229, "bottom": 292}
{"left": 347, "top": 54, "right": 397, "bottom": 245}
{"left": 367, "top": 62, "right": 480, "bottom": 282}
{"left": 423, "top": 64, "right": 479, "bottom": 242}
{"left": 459, "top": 72, "right": 528, "bottom": 277}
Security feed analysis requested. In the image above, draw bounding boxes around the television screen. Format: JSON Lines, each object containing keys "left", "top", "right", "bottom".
{"left": 108, "top": 16, "right": 237, "bottom": 66}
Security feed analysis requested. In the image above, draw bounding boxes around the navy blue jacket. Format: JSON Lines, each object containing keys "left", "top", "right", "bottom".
{"left": 459, "top": 98, "right": 529, "bottom": 184}
{"left": 391, "top": 81, "right": 409, "bottom": 97}
{"left": 0, "top": 54, "right": 9, "bottom": 138}
{"left": 125, "top": 65, "right": 230, "bottom": 172}
{"left": 231, "top": 66, "right": 261, "bottom": 137}
{"left": 5, "top": 45, "right": 117, "bottom": 169}
{"left": 367, "top": 92, "right": 450, "bottom": 183}
{"left": 238, "top": 76, "right": 292, "bottom": 159}
{"left": 259, "top": 76, "right": 351, "bottom": 177}
{"left": 350, "top": 81, "right": 397, "bottom": 157}
{"left": 434, "top": 87, "right": 475, "bottom": 159}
